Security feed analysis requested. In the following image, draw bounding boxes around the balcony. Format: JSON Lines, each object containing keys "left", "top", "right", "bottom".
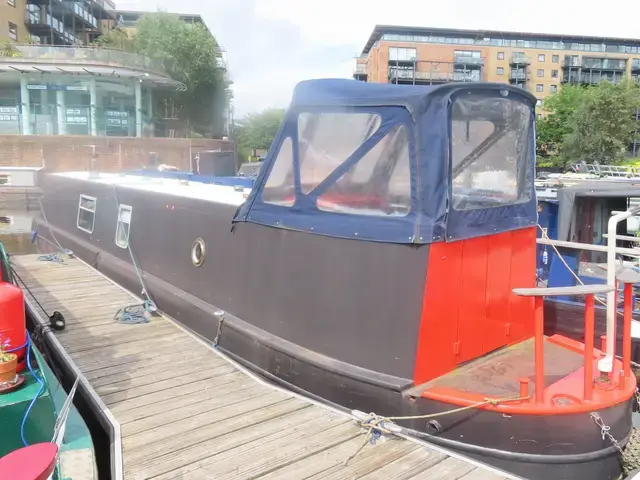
{"left": 564, "top": 56, "right": 627, "bottom": 71}
{"left": 25, "top": 9, "right": 79, "bottom": 45}
{"left": 509, "top": 72, "right": 528, "bottom": 83}
{"left": 5, "top": 44, "right": 166, "bottom": 75}
{"left": 453, "top": 55, "right": 484, "bottom": 67}
{"left": 632, "top": 60, "right": 640, "bottom": 73}
{"left": 389, "top": 69, "right": 480, "bottom": 84}
{"left": 510, "top": 56, "right": 531, "bottom": 66}
{"left": 57, "top": 2, "right": 99, "bottom": 30}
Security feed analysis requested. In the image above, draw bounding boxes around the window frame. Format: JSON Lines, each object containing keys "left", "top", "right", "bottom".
{"left": 552, "top": 55, "right": 559, "bottom": 63}
{"left": 496, "top": 67, "right": 504, "bottom": 75}
{"left": 536, "top": 84, "right": 544, "bottom": 92}
{"left": 8, "top": 22, "right": 17, "bottom": 41}
{"left": 537, "top": 69, "right": 544, "bottom": 77}
{"left": 497, "top": 52, "right": 504, "bottom": 60}
{"left": 7, "top": 0, "right": 16, "bottom": 7}
{"left": 76, "top": 194, "right": 97, "bottom": 234}
{"left": 538, "top": 54, "right": 545, "bottom": 62}
{"left": 551, "top": 69, "right": 559, "bottom": 78}
{"left": 115, "top": 204, "right": 133, "bottom": 249}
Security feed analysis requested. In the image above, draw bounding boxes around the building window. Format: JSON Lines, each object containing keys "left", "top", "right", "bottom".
{"left": 115, "top": 204, "right": 133, "bottom": 249}
{"left": 497, "top": 52, "right": 505, "bottom": 60}
{"left": 497, "top": 67, "right": 504, "bottom": 75}
{"left": 7, "top": 0, "right": 15, "bottom": 6}
{"left": 536, "top": 84, "right": 544, "bottom": 92}
{"left": 551, "top": 70, "right": 559, "bottom": 78}
{"left": 388, "top": 47, "right": 417, "bottom": 62}
{"left": 537, "top": 69, "right": 544, "bottom": 77}
{"left": 552, "top": 55, "right": 559, "bottom": 63}
{"left": 550, "top": 85, "right": 558, "bottom": 93}
{"left": 77, "top": 195, "right": 97, "bottom": 234}
{"left": 538, "top": 54, "right": 545, "bottom": 62}
{"left": 536, "top": 99, "right": 543, "bottom": 107}
{"left": 8, "top": 22, "right": 17, "bottom": 41}
{"left": 537, "top": 113, "right": 543, "bottom": 120}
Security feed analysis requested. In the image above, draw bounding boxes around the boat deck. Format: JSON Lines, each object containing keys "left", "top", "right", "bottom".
{"left": 10, "top": 254, "right": 515, "bottom": 480}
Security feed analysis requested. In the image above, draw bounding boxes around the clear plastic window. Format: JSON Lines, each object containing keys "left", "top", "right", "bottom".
{"left": 115, "top": 204, "right": 132, "bottom": 249}
{"left": 298, "top": 112, "right": 381, "bottom": 194}
{"left": 262, "top": 137, "right": 295, "bottom": 206}
{"left": 77, "top": 194, "right": 96, "bottom": 233}
{"left": 451, "top": 95, "right": 532, "bottom": 210}
{"left": 317, "top": 124, "right": 411, "bottom": 217}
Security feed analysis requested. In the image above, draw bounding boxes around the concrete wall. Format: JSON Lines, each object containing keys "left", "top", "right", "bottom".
{"left": 0, "top": 135, "right": 235, "bottom": 172}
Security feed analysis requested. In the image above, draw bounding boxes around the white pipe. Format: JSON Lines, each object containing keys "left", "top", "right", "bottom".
{"left": 599, "top": 206, "right": 640, "bottom": 373}
{"left": 536, "top": 237, "right": 640, "bottom": 257}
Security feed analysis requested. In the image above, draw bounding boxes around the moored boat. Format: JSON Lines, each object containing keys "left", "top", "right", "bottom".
{"left": 31, "top": 79, "right": 637, "bottom": 480}
{"left": 0, "top": 241, "right": 98, "bottom": 480}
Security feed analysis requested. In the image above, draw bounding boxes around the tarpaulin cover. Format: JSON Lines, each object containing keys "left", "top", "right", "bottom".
{"left": 235, "top": 78, "right": 538, "bottom": 244}
{"left": 556, "top": 182, "right": 640, "bottom": 241}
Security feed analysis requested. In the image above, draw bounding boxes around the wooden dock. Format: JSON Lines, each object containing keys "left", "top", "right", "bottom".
{"left": 11, "top": 254, "right": 516, "bottom": 480}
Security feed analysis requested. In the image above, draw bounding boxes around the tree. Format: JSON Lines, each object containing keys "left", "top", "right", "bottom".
{"left": 562, "top": 80, "right": 640, "bottom": 164}
{"left": 235, "top": 108, "right": 286, "bottom": 163}
{"left": 96, "top": 12, "right": 227, "bottom": 137}
{"left": 536, "top": 85, "right": 585, "bottom": 170}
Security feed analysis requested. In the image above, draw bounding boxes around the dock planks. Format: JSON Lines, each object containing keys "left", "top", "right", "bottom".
{"left": 11, "top": 254, "right": 513, "bottom": 480}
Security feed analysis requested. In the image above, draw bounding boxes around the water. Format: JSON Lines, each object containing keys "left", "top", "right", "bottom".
{"left": 0, "top": 210, "right": 39, "bottom": 255}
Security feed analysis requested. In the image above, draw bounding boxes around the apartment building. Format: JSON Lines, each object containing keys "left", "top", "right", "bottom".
{"left": 355, "top": 25, "right": 640, "bottom": 107}
{"left": 1, "top": 0, "right": 115, "bottom": 45}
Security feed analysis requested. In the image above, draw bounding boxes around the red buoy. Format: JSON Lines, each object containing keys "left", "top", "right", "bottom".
{"left": 0, "top": 282, "right": 26, "bottom": 372}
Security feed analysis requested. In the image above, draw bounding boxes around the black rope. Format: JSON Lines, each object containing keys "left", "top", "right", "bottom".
{"left": 10, "top": 265, "right": 66, "bottom": 331}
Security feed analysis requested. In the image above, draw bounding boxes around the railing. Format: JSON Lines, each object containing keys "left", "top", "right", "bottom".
{"left": 510, "top": 56, "right": 531, "bottom": 65}
{"left": 510, "top": 72, "right": 527, "bottom": 80}
{"left": 4, "top": 45, "right": 165, "bottom": 75}
{"left": 453, "top": 55, "right": 484, "bottom": 66}
{"left": 513, "top": 284, "right": 614, "bottom": 403}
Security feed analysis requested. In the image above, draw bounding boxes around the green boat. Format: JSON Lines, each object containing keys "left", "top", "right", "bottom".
{"left": 0, "top": 241, "right": 98, "bottom": 480}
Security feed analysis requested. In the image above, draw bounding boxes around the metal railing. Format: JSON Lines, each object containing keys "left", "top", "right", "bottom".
{"left": 453, "top": 55, "right": 484, "bottom": 66}
{"left": 3, "top": 45, "right": 165, "bottom": 75}
{"left": 510, "top": 56, "right": 531, "bottom": 65}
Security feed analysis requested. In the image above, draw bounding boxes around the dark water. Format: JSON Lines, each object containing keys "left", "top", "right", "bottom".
{"left": 0, "top": 209, "right": 39, "bottom": 255}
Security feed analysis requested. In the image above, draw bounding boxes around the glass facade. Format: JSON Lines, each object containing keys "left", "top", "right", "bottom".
{"left": 0, "top": 74, "right": 153, "bottom": 137}
{"left": 380, "top": 33, "right": 640, "bottom": 54}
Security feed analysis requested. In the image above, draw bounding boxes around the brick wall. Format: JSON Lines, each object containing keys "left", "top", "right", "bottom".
{"left": 0, "top": 135, "right": 235, "bottom": 172}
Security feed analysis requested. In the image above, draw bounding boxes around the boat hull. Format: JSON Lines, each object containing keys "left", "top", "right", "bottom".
{"left": 34, "top": 221, "right": 632, "bottom": 480}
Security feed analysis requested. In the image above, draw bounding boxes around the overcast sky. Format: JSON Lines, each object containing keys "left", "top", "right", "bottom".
{"left": 118, "top": 0, "right": 640, "bottom": 119}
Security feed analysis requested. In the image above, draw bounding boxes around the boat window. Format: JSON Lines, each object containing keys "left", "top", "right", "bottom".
{"left": 115, "top": 204, "right": 132, "bottom": 249}
{"left": 298, "top": 112, "right": 381, "bottom": 194}
{"left": 0, "top": 175, "right": 10, "bottom": 185}
{"left": 451, "top": 94, "right": 532, "bottom": 211}
{"left": 317, "top": 124, "right": 411, "bottom": 217}
{"left": 77, "top": 194, "right": 97, "bottom": 234}
{"left": 191, "top": 238, "right": 205, "bottom": 267}
{"left": 262, "top": 137, "right": 295, "bottom": 206}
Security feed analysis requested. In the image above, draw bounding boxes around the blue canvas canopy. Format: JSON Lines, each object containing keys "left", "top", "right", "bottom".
{"left": 235, "top": 79, "right": 538, "bottom": 244}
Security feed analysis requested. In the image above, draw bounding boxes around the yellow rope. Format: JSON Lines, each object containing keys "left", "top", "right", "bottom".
{"left": 344, "top": 395, "right": 530, "bottom": 466}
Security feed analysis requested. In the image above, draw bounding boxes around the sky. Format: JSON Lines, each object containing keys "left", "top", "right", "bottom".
{"left": 117, "top": 0, "right": 640, "bottom": 118}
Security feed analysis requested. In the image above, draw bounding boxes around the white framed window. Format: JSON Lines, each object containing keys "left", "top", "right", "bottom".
{"left": 77, "top": 194, "right": 96, "bottom": 233}
{"left": 115, "top": 204, "right": 132, "bottom": 249}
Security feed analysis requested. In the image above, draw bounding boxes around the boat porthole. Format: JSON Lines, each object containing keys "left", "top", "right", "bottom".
{"left": 426, "top": 420, "right": 442, "bottom": 434}
{"left": 191, "top": 238, "right": 206, "bottom": 267}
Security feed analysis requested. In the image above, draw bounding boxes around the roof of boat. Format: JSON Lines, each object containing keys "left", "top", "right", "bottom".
{"left": 52, "top": 171, "right": 250, "bottom": 206}
{"left": 290, "top": 78, "right": 536, "bottom": 117}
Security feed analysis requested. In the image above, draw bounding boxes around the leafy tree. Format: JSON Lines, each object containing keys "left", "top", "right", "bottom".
{"left": 90, "top": 28, "right": 133, "bottom": 51}
{"left": 235, "top": 108, "right": 286, "bottom": 163}
{"left": 96, "top": 12, "right": 228, "bottom": 137}
{"left": 562, "top": 80, "right": 640, "bottom": 165}
{"left": 536, "top": 85, "right": 585, "bottom": 170}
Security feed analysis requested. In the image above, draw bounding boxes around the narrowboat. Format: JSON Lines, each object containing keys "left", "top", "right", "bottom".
{"left": 32, "top": 79, "right": 637, "bottom": 480}
{"left": 0, "top": 241, "right": 98, "bottom": 480}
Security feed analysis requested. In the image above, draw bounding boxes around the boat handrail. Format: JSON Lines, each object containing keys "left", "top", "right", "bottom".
{"left": 536, "top": 237, "right": 640, "bottom": 257}
{"left": 513, "top": 284, "right": 615, "bottom": 403}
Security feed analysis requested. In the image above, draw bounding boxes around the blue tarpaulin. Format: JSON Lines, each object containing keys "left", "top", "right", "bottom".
{"left": 235, "top": 79, "right": 538, "bottom": 244}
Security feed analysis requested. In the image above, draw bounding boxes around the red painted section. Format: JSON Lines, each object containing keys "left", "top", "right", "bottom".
{"left": 0, "top": 282, "right": 26, "bottom": 371}
{"left": 584, "top": 294, "right": 595, "bottom": 401}
{"left": 0, "top": 442, "right": 59, "bottom": 480}
{"left": 534, "top": 297, "right": 545, "bottom": 403}
{"left": 421, "top": 335, "right": 637, "bottom": 416}
{"left": 414, "top": 227, "right": 536, "bottom": 385}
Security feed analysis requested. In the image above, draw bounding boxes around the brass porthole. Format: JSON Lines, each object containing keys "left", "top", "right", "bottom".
{"left": 191, "top": 238, "right": 206, "bottom": 267}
